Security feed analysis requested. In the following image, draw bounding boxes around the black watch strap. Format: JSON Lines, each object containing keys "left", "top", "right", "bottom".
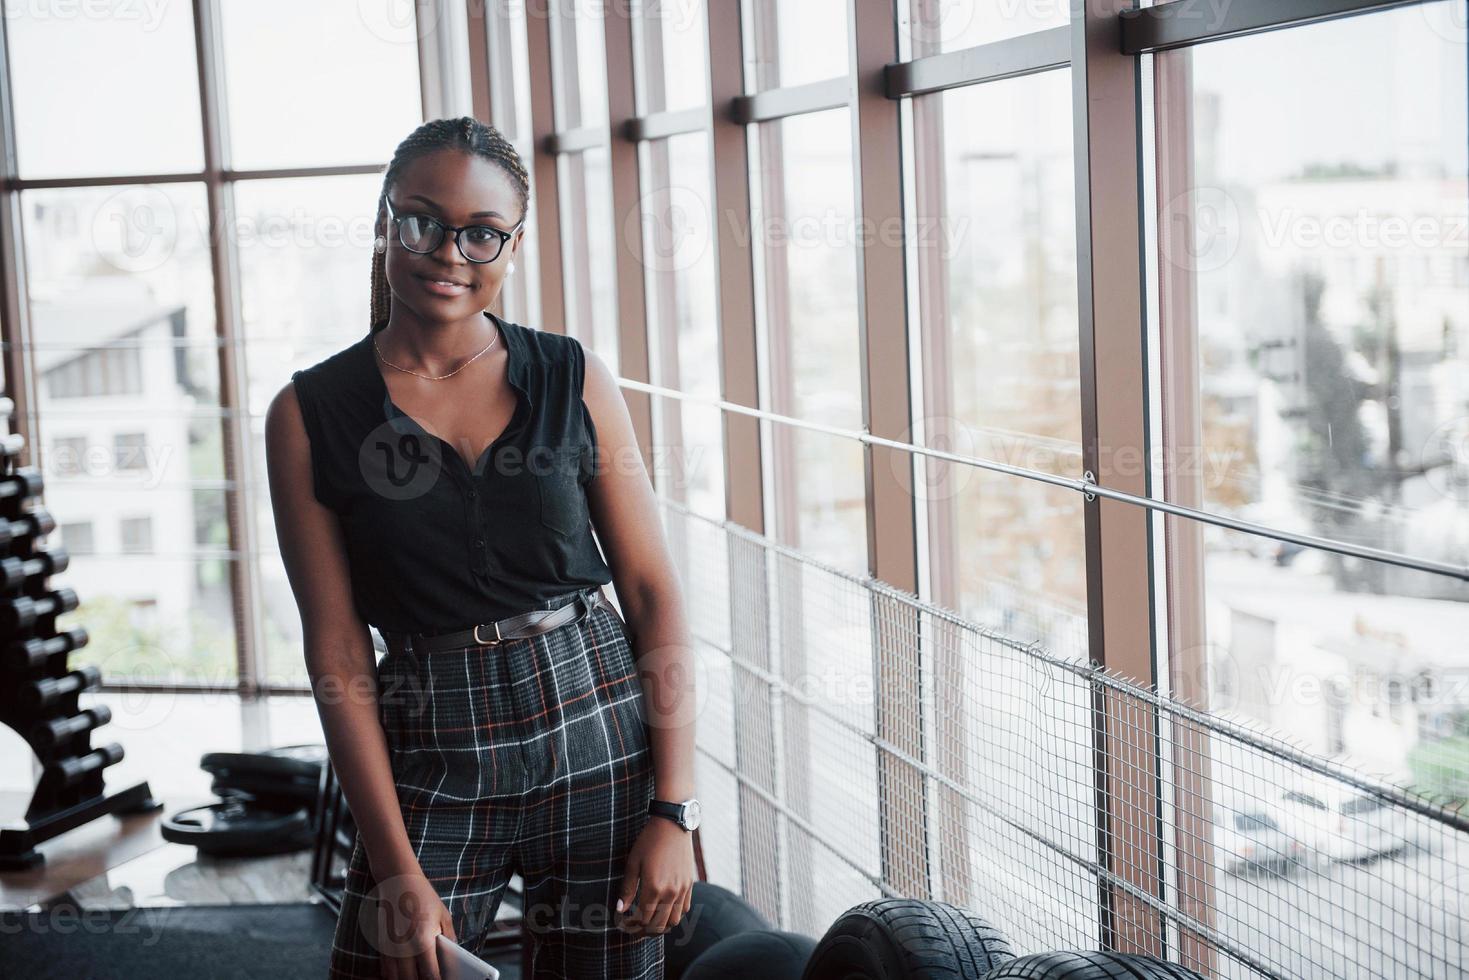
{"left": 648, "top": 798, "right": 691, "bottom": 830}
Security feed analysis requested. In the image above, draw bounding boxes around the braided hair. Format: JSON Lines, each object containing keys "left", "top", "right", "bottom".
{"left": 370, "top": 116, "right": 530, "bottom": 333}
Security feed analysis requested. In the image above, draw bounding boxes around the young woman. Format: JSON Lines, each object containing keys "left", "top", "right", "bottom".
{"left": 265, "top": 117, "right": 698, "bottom": 980}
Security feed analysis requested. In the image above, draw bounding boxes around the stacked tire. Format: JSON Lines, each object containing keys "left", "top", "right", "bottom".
{"left": 663, "top": 887, "right": 1206, "bottom": 980}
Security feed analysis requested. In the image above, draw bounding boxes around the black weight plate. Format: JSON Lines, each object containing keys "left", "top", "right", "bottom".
{"left": 161, "top": 798, "right": 311, "bottom": 856}
{"left": 209, "top": 771, "right": 319, "bottom": 804}
{"left": 199, "top": 743, "right": 327, "bottom": 782}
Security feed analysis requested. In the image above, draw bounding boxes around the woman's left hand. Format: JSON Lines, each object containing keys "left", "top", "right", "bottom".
{"left": 614, "top": 815, "right": 696, "bottom": 936}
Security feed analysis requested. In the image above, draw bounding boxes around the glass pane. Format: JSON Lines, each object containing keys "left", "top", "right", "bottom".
{"left": 640, "top": 133, "right": 724, "bottom": 519}
{"left": 557, "top": 146, "right": 619, "bottom": 371}
{"left": 753, "top": 106, "right": 865, "bottom": 572}
{"left": 219, "top": 0, "right": 421, "bottom": 169}
{"left": 488, "top": 0, "right": 535, "bottom": 143}
{"left": 924, "top": 69, "right": 1080, "bottom": 466}
{"left": 635, "top": 0, "right": 709, "bottom": 114}
{"left": 1152, "top": 11, "right": 1469, "bottom": 977}
{"left": 20, "top": 182, "right": 230, "bottom": 680}
{"left": 551, "top": 0, "right": 609, "bottom": 130}
{"left": 6, "top": 1, "right": 203, "bottom": 178}
{"left": 942, "top": 462, "right": 1089, "bottom": 660}
{"left": 58, "top": 555, "right": 237, "bottom": 687}
{"left": 1165, "top": 4, "right": 1467, "bottom": 559}
{"left": 21, "top": 184, "right": 218, "bottom": 399}
{"left": 749, "top": 0, "right": 849, "bottom": 90}
{"left": 906, "top": 0, "right": 1069, "bottom": 57}
{"left": 913, "top": 68, "right": 1083, "bottom": 647}
{"left": 233, "top": 174, "right": 381, "bottom": 363}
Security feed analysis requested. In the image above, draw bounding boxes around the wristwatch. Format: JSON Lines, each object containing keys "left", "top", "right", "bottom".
{"left": 648, "top": 797, "right": 701, "bottom": 832}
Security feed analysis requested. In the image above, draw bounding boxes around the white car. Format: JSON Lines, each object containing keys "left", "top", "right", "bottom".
{"left": 1277, "top": 785, "right": 1408, "bottom": 862}
{"left": 1213, "top": 802, "right": 1307, "bottom": 874}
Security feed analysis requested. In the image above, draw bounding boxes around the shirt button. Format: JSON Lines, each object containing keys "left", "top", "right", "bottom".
{"left": 475, "top": 538, "right": 484, "bottom": 548}
{"left": 468, "top": 488, "right": 477, "bottom": 498}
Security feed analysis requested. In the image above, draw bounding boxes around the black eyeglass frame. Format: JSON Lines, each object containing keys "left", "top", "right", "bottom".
{"left": 381, "top": 195, "right": 524, "bottom": 265}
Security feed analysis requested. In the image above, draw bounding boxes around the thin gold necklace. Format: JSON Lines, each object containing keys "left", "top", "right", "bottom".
{"left": 373, "top": 326, "right": 500, "bottom": 381}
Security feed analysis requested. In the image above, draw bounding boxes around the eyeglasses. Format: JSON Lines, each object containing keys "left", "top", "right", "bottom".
{"left": 382, "top": 196, "right": 523, "bottom": 264}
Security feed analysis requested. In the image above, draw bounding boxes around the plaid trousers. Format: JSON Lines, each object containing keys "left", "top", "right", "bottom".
{"left": 328, "top": 585, "right": 664, "bottom": 979}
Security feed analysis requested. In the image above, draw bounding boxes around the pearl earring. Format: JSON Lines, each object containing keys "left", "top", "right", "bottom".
{"left": 506, "top": 261, "right": 516, "bottom": 275}
{"left": 373, "top": 236, "right": 387, "bottom": 253}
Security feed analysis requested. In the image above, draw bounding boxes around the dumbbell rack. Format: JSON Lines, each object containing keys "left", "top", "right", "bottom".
{"left": 0, "top": 396, "right": 161, "bottom": 870}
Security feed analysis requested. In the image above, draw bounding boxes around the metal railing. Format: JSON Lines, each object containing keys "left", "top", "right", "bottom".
{"left": 662, "top": 497, "right": 1469, "bottom": 978}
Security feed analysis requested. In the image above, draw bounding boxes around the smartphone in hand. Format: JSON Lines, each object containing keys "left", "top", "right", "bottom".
{"left": 435, "top": 933, "right": 501, "bottom": 980}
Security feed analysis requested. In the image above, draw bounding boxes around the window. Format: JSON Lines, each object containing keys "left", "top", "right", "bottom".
{"left": 912, "top": 67, "right": 1086, "bottom": 655}
{"left": 752, "top": 108, "right": 867, "bottom": 574}
{"left": 4, "top": 0, "right": 425, "bottom": 690}
{"left": 907, "top": 0, "right": 1069, "bottom": 55}
{"left": 632, "top": 0, "right": 709, "bottom": 114}
{"left": 59, "top": 521, "right": 95, "bottom": 556}
{"left": 6, "top": 0, "right": 203, "bottom": 178}
{"left": 1153, "top": 1, "right": 1469, "bottom": 774}
{"left": 218, "top": 0, "right": 421, "bottom": 170}
{"left": 52, "top": 436, "right": 88, "bottom": 477}
{"left": 119, "top": 516, "right": 153, "bottom": 554}
{"left": 636, "top": 137, "right": 724, "bottom": 517}
{"left": 747, "top": 0, "right": 848, "bottom": 89}
{"left": 113, "top": 433, "right": 148, "bottom": 472}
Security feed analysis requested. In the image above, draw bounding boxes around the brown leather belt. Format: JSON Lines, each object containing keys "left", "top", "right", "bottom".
{"left": 384, "top": 587, "right": 603, "bottom": 654}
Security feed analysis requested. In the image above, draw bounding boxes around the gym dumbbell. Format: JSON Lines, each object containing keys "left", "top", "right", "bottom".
{"left": 31, "top": 705, "right": 112, "bottom": 751}
{"left": 0, "top": 547, "right": 69, "bottom": 590}
{"left": 0, "top": 586, "right": 80, "bottom": 633}
{"left": 0, "top": 626, "right": 89, "bottom": 672}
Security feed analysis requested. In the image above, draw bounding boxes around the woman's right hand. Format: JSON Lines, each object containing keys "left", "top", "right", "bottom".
{"left": 371, "top": 869, "right": 456, "bottom": 980}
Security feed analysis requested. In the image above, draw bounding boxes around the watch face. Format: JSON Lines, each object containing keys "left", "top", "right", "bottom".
{"left": 683, "top": 798, "right": 701, "bottom": 831}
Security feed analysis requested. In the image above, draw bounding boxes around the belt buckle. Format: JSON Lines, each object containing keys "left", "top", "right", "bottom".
{"left": 473, "top": 620, "right": 502, "bottom": 646}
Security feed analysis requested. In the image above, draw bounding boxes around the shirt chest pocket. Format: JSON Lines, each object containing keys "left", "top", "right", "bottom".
{"left": 533, "top": 446, "right": 590, "bottom": 536}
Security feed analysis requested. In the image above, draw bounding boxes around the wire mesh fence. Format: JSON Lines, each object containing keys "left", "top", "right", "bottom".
{"left": 661, "top": 498, "right": 1469, "bottom": 978}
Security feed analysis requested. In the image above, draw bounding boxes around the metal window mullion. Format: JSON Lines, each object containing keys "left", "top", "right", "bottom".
{"left": 636, "top": 0, "right": 684, "bottom": 500}
{"left": 1120, "top": 0, "right": 1437, "bottom": 54}
{"left": 193, "top": 0, "right": 263, "bottom": 702}
{"left": 849, "top": 0, "right": 926, "bottom": 900}
{"left": 907, "top": 0, "right": 976, "bottom": 910}
{"left": 884, "top": 24, "right": 1071, "bottom": 98}
{"left": 1071, "top": 0, "right": 1164, "bottom": 956}
{"left": 601, "top": 5, "right": 652, "bottom": 463}
{"left": 730, "top": 76, "right": 851, "bottom": 125}
{"left": 1152, "top": 46, "right": 1218, "bottom": 976}
{"left": 704, "top": 0, "right": 780, "bottom": 928}
{"left": 8, "top": 164, "right": 388, "bottom": 193}
{"left": 525, "top": 0, "right": 566, "bottom": 332}
{"left": 0, "top": 6, "right": 37, "bottom": 475}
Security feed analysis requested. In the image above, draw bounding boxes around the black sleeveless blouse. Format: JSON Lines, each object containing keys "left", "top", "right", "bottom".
{"left": 289, "top": 311, "right": 613, "bottom": 634}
